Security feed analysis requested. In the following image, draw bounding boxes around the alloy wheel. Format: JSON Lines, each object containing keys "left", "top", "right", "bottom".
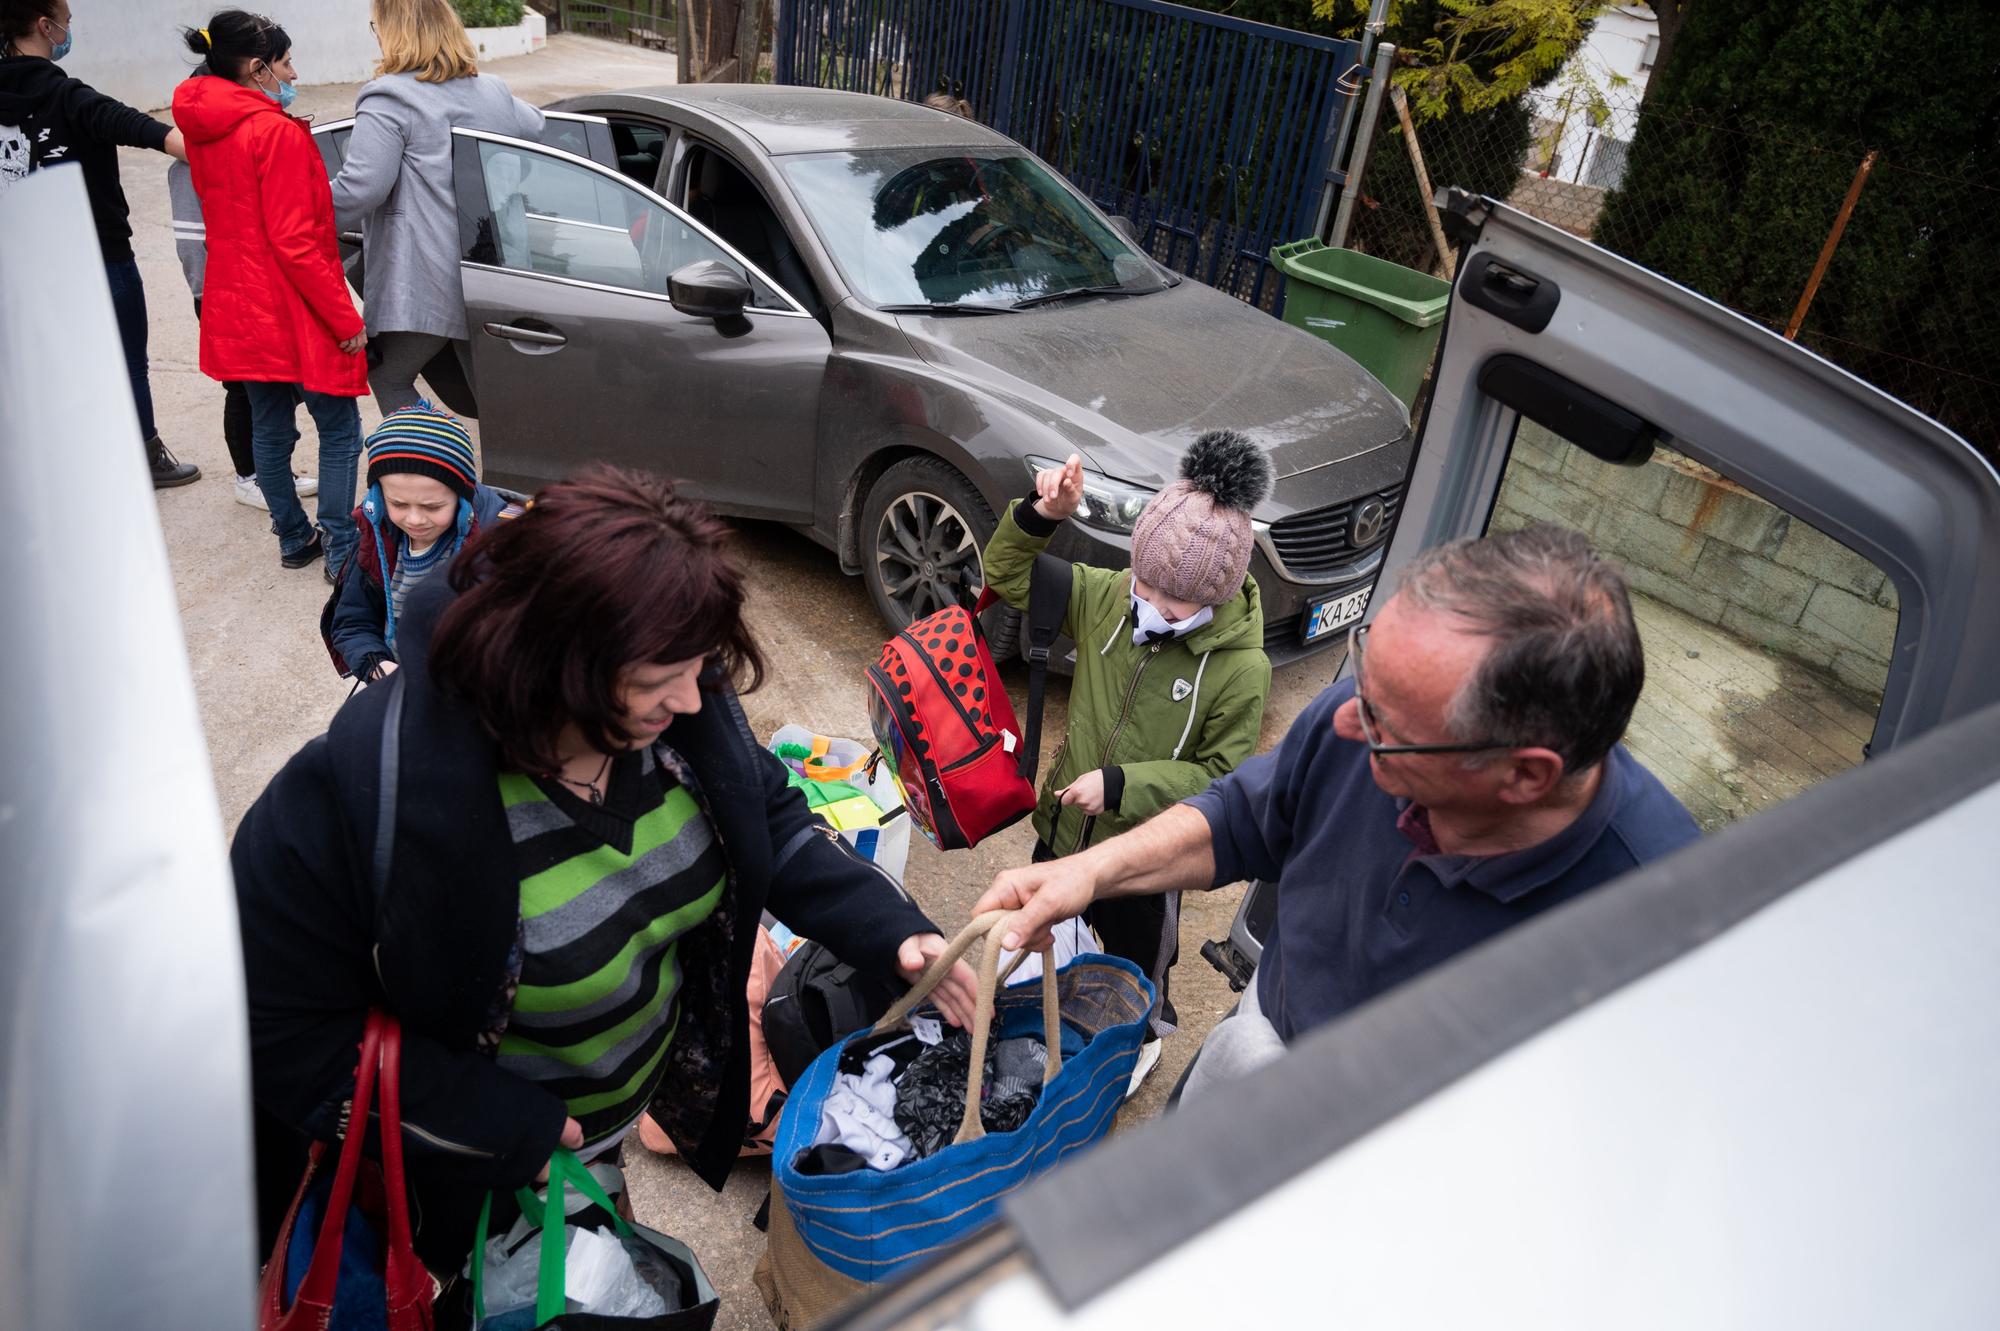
{"left": 873, "top": 489, "right": 983, "bottom": 624}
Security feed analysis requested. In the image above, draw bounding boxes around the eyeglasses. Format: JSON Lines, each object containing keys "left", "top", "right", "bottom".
{"left": 1347, "top": 623, "right": 1518, "bottom": 756}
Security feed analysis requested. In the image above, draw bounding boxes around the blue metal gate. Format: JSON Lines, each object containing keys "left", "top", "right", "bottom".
{"left": 774, "top": 0, "right": 1361, "bottom": 309}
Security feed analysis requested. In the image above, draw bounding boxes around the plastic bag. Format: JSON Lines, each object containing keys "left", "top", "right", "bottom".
{"left": 996, "top": 917, "right": 1093, "bottom": 985}
{"left": 769, "top": 725, "right": 911, "bottom": 883}
{"left": 472, "top": 1226, "right": 542, "bottom": 1327}
{"left": 566, "top": 1225, "right": 666, "bottom": 1318}
{"left": 474, "top": 1224, "right": 667, "bottom": 1325}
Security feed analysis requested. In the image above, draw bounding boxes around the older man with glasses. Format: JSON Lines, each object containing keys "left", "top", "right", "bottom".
{"left": 975, "top": 524, "right": 1700, "bottom": 1102}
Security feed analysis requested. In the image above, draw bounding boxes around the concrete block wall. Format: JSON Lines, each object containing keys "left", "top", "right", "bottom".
{"left": 1492, "top": 422, "right": 1897, "bottom": 699}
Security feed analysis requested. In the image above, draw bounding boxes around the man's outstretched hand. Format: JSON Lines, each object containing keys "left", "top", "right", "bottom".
{"left": 896, "top": 933, "right": 981, "bottom": 1029}
{"left": 975, "top": 856, "right": 1099, "bottom": 952}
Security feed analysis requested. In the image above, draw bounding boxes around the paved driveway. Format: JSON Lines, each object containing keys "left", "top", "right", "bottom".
{"left": 126, "top": 35, "right": 1343, "bottom": 1328}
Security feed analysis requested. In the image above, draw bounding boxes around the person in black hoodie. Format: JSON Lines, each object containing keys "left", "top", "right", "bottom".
{"left": 0, "top": 0, "right": 197, "bottom": 487}
{"left": 232, "top": 466, "right": 980, "bottom": 1270}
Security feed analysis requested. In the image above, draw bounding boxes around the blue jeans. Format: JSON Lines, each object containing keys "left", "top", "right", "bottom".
{"left": 104, "top": 258, "right": 157, "bottom": 444}
{"left": 245, "top": 382, "right": 362, "bottom": 571}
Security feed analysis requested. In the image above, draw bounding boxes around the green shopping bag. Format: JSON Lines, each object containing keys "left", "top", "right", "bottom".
{"left": 466, "top": 1151, "right": 718, "bottom": 1330}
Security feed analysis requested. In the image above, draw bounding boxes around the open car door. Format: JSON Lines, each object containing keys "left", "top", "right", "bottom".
{"left": 447, "top": 127, "right": 831, "bottom": 515}
{"left": 313, "top": 109, "right": 617, "bottom": 285}
{"left": 311, "top": 110, "right": 617, "bottom": 418}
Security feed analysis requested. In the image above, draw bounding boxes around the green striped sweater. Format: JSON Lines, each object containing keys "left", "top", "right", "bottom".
{"left": 494, "top": 745, "right": 725, "bottom": 1144}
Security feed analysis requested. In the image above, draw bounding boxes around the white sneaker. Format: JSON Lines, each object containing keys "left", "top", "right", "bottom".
{"left": 233, "top": 474, "right": 320, "bottom": 509}
{"left": 1125, "top": 1038, "right": 1163, "bottom": 1100}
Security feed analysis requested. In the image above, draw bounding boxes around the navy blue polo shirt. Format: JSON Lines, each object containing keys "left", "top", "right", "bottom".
{"left": 1187, "top": 679, "right": 1701, "bottom": 1043}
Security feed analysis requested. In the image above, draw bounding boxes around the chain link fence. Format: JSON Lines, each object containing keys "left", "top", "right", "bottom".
{"left": 1341, "top": 79, "right": 1999, "bottom": 462}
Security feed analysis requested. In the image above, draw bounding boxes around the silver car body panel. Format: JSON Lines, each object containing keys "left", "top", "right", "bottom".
{"left": 0, "top": 168, "right": 256, "bottom": 1329}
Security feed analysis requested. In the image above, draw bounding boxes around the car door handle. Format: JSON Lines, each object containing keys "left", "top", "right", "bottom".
{"left": 339, "top": 230, "right": 363, "bottom": 245}
{"left": 482, "top": 321, "right": 567, "bottom": 347}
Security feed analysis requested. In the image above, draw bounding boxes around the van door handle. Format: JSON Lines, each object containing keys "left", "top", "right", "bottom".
{"left": 339, "top": 231, "right": 363, "bottom": 245}
{"left": 482, "top": 321, "right": 567, "bottom": 347}
{"left": 1459, "top": 252, "right": 1559, "bottom": 333}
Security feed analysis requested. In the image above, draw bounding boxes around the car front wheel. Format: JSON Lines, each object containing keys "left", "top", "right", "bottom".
{"left": 860, "top": 456, "right": 1021, "bottom": 658}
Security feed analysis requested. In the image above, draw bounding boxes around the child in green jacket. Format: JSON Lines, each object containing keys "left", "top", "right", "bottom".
{"left": 982, "top": 431, "right": 1273, "bottom": 1092}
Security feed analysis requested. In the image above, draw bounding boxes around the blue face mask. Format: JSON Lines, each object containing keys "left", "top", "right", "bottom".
{"left": 48, "top": 17, "right": 73, "bottom": 61}
{"left": 257, "top": 64, "right": 296, "bottom": 110}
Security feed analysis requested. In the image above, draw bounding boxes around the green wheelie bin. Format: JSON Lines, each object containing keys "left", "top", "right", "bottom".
{"left": 1270, "top": 238, "right": 1450, "bottom": 408}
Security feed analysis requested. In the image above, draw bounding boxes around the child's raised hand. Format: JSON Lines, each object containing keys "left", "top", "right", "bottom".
{"left": 1032, "top": 453, "right": 1086, "bottom": 523}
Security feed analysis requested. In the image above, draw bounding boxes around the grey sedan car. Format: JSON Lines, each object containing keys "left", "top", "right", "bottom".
{"left": 315, "top": 86, "right": 1412, "bottom": 662}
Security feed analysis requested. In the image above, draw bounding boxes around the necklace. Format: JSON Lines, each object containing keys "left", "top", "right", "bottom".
{"left": 549, "top": 751, "right": 613, "bottom": 806}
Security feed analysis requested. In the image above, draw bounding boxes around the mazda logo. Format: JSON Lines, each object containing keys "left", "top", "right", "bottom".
{"left": 1350, "top": 498, "right": 1388, "bottom": 547}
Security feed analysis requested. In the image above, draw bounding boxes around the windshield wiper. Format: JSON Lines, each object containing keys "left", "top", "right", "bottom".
{"left": 1010, "top": 284, "right": 1158, "bottom": 310}
{"left": 876, "top": 302, "right": 1016, "bottom": 316}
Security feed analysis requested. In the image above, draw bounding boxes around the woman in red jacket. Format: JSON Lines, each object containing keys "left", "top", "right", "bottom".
{"left": 174, "top": 10, "right": 365, "bottom": 578}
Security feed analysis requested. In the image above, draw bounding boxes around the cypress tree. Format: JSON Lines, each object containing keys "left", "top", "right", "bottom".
{"left": 1595, "top": 0, "right": 1999, "bottom": 452}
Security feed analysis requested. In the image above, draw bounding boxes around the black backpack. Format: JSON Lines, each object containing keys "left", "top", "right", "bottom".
{"left": 761, "top": 941, "right": 904, "bottom": 1088}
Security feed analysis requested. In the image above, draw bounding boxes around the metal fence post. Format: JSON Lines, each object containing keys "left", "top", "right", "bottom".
{"left": 773, "top": 0, "right": 793, "bottom": 82}
{"left": 1328, "top": 41, "right": 1395, "bottom": 249}
{"left": 1311, "top": 50, "right": 1366, "bottom": 240}
{"left": 1317, "top": 0, "right": 1390, "bottom": 237}
{"left": 990, "top": 0, "right": 1028, "bottom": 136}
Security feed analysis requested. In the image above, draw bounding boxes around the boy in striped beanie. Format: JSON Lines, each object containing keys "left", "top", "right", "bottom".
{"left": 321, "top": 400, "right": 517, "bottom": 683}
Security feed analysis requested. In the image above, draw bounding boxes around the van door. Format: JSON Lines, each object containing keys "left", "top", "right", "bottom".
{"left": 1371, "top": 191, "right": 2000, "bottom": 816}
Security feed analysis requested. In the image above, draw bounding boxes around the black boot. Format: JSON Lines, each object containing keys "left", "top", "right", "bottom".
{"left": 148, "top": 436, "right": 201, "bottom": 489}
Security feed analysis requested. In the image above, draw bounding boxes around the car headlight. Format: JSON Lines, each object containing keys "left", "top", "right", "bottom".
{"left": 1024, "top": 456, "right": 1155, "bottom": 535}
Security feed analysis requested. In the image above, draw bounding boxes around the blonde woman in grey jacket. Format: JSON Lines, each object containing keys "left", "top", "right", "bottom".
{"left": 331, "top": 0, "right": 541, "bottom": 412}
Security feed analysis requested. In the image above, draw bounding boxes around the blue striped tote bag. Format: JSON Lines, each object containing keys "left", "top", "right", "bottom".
{"left": 761, "top": 911, "right": 1153, "bottom": 1326}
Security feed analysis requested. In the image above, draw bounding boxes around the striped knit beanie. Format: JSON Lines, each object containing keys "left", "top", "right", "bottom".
{"left": 363, "top": 400, "right": 477, "bottom": 500}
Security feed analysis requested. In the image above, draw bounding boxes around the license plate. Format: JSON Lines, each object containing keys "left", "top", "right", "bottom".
{"left": 1302, "top": 585, "right": 1372, "bottom": 643}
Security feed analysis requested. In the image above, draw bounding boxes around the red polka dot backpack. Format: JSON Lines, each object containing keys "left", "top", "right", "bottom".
{"left": 868, "top": 555, "right": 1071, "bottom": 850}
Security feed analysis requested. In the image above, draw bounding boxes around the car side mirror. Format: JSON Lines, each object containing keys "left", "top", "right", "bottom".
{"left": 669, "top": 259, "right": 752, "bottom": 329}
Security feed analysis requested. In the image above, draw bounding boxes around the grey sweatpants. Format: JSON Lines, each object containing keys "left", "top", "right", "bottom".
{"left": 368, "top": 331, "right": 453, "bottom": 415}
{"left": 1177, "top": 968, "right": 1285, "bottom": 1107}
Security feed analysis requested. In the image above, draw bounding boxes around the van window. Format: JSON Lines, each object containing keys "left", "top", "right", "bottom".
{"left": 1490, "top": 422, "right": 1898, "bottom": 830}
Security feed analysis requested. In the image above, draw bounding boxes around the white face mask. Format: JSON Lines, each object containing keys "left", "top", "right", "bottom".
{"left": 1131, "top": 589, "right": 1212, "bottom": 645}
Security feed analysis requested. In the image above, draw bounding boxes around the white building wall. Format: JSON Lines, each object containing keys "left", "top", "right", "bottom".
{"left": 1525, "top": 3, "right": 1659, "bottom": 188}
{"left": 59, "top": 0, "right": 376, "bottom": 112}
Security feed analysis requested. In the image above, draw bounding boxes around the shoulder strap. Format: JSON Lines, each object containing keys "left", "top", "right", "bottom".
{"left": 372, "top": 673, "right": 405, "bottom": 906}
{"left": 1019, "top": 553, "right": 1073, "bottom": 781}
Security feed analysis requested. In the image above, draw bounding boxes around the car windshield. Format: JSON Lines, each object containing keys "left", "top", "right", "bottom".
{"left": 780, "top": 147, "right": 1170, "bottom": 309}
